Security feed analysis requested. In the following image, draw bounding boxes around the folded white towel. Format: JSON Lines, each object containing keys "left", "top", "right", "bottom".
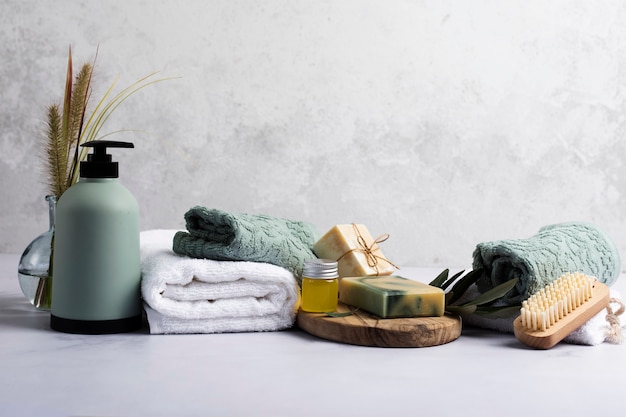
{"left": 140, "top": 229, "right": 301, "bottom": 334}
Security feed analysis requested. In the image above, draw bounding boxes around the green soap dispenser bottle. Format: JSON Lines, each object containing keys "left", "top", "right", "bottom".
{"left": 50, "top": 140, "right": 142, "bottom": 334}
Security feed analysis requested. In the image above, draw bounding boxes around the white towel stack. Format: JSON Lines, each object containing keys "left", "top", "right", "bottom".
{"left": 140, "top": 229, "right": 301, "bottom": 334}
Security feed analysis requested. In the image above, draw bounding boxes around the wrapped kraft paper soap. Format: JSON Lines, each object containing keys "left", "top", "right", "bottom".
{"left": 313, "top": 224, "right": 397, "bottom": 277}
{"left": 339, "top": 276, "right": 445, "bottom": 318}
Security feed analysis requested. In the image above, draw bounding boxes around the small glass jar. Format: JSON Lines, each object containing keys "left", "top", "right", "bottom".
{"left": 301, "top": 259, "right": 339, "bottom": 313}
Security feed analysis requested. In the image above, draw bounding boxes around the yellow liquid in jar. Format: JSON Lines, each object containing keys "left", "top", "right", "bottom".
{"left": 301, "top": 277, "right": 338, "bottom": 313}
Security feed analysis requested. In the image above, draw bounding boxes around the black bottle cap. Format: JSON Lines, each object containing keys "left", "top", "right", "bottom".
{"left": 79, "top": 140, "right": 134, "bottom": 178}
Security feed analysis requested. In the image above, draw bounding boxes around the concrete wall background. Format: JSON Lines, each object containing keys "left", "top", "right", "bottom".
{"left": 2, "top": 0, "right": 625, "bottom": 271}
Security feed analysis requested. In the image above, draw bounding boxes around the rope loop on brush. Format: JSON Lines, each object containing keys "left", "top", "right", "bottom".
{"left": 605, "top": 297, "right": 625, "bottom": 344}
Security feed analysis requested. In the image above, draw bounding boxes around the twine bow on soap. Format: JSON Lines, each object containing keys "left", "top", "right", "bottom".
{"left": 336, "top": 223, "right": 400, "bottom": 276}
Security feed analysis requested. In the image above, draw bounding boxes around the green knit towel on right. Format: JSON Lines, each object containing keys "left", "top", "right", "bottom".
{"left": 172, "top": 207, "right": 319, "bottom": 280}
{"left": 472, "top": 222, "right": 621, "bottom": 306}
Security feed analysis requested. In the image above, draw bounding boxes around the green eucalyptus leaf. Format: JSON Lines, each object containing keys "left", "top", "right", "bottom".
{"left": 446, "top": 304, "right": 477, "bottom": 316}
{"left": 429, "top": 269, "right": 449, "bottom": 288}
{"left": 461, "top": 278, "right": 519, "bottom": 307}
{"left": 473, "top": 305, "right": 521, "bottom": 319}
{"left": 446, "top": 268, "right": 482, "bottom": 305}
{"left": 441, "top": 269, "right": 465, "bottom": 291}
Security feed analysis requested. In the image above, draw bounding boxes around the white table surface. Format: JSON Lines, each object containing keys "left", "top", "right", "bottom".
{"left": 1, "top": 253, "right": 625, "bottom": 417}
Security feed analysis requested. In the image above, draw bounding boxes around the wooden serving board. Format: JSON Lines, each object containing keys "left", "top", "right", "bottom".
{"left": 296, "top": 302, "right": 462, "bottom": 348}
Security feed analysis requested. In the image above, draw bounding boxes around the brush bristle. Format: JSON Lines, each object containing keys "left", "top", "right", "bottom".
{"left": 519, "top": 272, "right": 596, "bottom": 332}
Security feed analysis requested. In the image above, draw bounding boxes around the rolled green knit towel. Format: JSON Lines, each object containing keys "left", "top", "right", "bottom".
{"left": 172, "top": 207, "right": 319, "bottom": 280}
{"left": 472, "top": 222, "right": 621, "bottom": 306}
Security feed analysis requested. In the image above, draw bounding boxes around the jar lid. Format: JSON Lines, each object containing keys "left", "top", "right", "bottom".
{"left": 302, "top": 259, "right": 338, "bottom": 279}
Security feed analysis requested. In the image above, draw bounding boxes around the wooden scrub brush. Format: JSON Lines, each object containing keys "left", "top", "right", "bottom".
{"left": 513, "top": 272, "right": 610, "bottom": 349}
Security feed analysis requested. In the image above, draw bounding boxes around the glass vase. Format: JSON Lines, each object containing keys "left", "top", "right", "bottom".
{"left": 18, "top": 195, "right": 57, "bottom": 311}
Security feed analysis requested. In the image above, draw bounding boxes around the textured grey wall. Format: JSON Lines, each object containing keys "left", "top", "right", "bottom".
{"left": 2, "top": 0, "right": 625, "bottom": 271}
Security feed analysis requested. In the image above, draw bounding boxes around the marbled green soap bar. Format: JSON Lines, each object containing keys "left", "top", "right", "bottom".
{"left": 339, "top": 276, "right": 445, "bottom": 318}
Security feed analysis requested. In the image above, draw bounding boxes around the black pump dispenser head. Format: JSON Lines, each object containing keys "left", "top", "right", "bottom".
{"left": 80, "top": 140, "right": 134, "bottom": 179}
